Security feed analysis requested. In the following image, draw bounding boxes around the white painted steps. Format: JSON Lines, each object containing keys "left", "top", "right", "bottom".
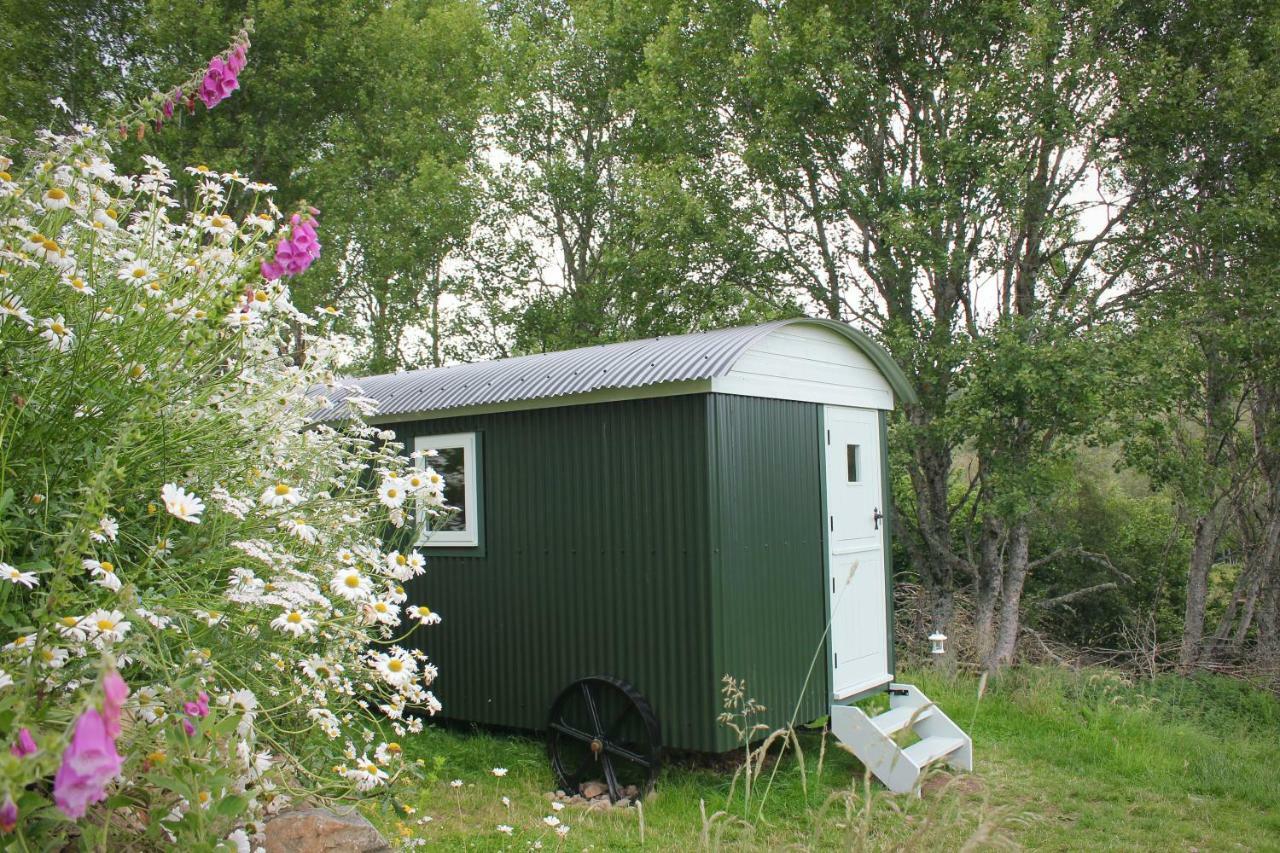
{"left": 830, "top": 682, "right": 973, "bottom": 794}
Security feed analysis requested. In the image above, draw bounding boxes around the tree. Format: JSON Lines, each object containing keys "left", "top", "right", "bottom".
{"left": 644, "top": 0, "right": 1144, "bottom": 667}
{"left": 1113, "top": 0, "right": 1280, "bottom": 670}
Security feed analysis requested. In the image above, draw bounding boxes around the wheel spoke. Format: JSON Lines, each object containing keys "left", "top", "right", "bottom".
{"left": 601, "top": 753, "right": 622, "bottom": 803}
{"left": 580, "top": 682, "right": 604, "bottom": 736}
{"left": 603, "top": 741, "right": 652, "bottom": 768}
{"left": 549, "top": 720, "right": 595, "bottom": 744}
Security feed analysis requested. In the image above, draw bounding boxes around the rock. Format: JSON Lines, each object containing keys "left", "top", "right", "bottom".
{"left": 555, "top": 789, "right": 566, "bottom": 798}
{"left": 623, "top": 785, "right": 639, "bottom": 798}
{"left": 265, "top": 807, "right": 392, "bottom": 853}
{"left": 569, "top": 795, "right": 586, "bottom": 805}
{"left": 580, "top": 780, "right": 608, "bottom": 800}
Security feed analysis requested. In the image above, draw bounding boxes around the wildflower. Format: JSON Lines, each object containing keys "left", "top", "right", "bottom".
{"left": 39, "top": 646, "right": 69, "bottom": 669}
{"left": 0, "top": 670, "right": 11, "bottom": 690}
{"left": 92, "top": 208, "right": 119, "bottom": 230}
{"left": 260, "top": 213, "right": 321, "bottom": 280}
{"left": 364, "top": 599, "right": 400, "bottom": 626}
{"left": 124, "top": 362, "right": 149, "bottom": 383}
{"left": 347, "top": 756, "right": 389, "bottom": 791}
{"left": 39, "top": 316, "right": 74, "bottom": 351}
{"left": 54, "top": 699, "right": 127, "bottom": 818}
{"left": 85, "top": 609, "right": 131, "bottom": 645}
{"left": 492, "top": 767, "right": 508, "bottom": 777}
{"left": 1, "top": 563, "right": 38, "bottom": 588}
{"left": 271, "top": 609, "right": 317, "bottom": 637}
{"left": 42, "top": 187, "right": 71, "bottom": 209}
{"left": 0, "top": 796, "right": 15, "bottom": 833}
{"left": 555, "top": 824, "right": 570, "bottom": 839}
{"left": 550, "top": 801, "right": 564, "bottom": 812}
{"left": 102, "top": 671, "right": 129, "bottom": 738}
{"left": 118, "top": 260, "right": 153, "bottom": 283}
{"left": 181, "top": 689, "right": 210, "bottom": 735}
{"left": 261, "top": 482, "right": 301, "bottom": 507}
{"left": 198, "top": 54, "right": 241, "bottom": 110}
{"left": 83, "top": 559, "right": 122, "bottom": 592}
{"left": 0, "top": 292, "right": 33, "bottom": 327}
{"left": 407, "top": 605, "right": 442, "bottom": 626}
{"left": 11, "top": 728, "right": 37, "bottom": 757}
{"left": 370, "top": 651, "right": 416, "bottom": 688}
{"left": 161, "top": 483, "right": 204, "bottom": 523}
{"left": 378, "top": 478, "right": 407, "bottom": 509}
{"left": 497, "top": 825, "right": 513, "bottom": 835}
{"left": 543, "top": 815, "right": 561, "bottom": 828}
{"left": 90, "top": 516, "right": 118, "bottom": 543}
{"left": 281, "top": 516, "right": 319, "bottom": 544}
{"left": 385, "top": 549, "right": 411, "bottom": 577}
{"left": 63, "top": 273, "right": 93, "bottom": 295}
{"left": 450, "top": 779, "right": 463, "bottom": 789}
{"left": 3, "top": 633, "right": 35, "bottom": 653}
{"left": 330, "top": 568, "right": 371, "bottom": 602}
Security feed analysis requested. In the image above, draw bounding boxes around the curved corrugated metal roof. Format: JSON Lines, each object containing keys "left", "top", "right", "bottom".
{"left": 311, "top": 318, "right": 916, "bottom": 421}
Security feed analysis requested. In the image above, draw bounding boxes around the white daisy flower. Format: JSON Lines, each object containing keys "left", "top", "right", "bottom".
{"left": 330, "top": 568, "right": 372, "bottom": 602}
{"left": 86, "top": 609, "right": 130, "bottom": 645}
{"left": 543, "top": 815, "right": 561, "bottom": 828}
{"left": 281, "top": 516, "right": 318, "bottom": 544}
{"left": 346, "top": 757, "right": 389, "bottom": 791}
{"left": 261, "top": 482, "right": 301, "bottom": 507}
{"left": 363, "top": 599, "right": 400, "bottom": 626}
{"left": 1, "top": 563, "right": 38, "bottom": 588}
{"left": 492, "top": 767, "right": 508, "bottom": 777}
{"left": 90, "top": 516, "right": 118, "bottom": 543}
{"left": 38, "top": 645, "right": 69, "bottom": 669}
{"left": 550, "top": 801, "right": 564, "bottom": 811}
{"left": 370, "top": 651, "right": 416, "bottom": 688}
{"left": 118, "top": 260, "right": 153, "bottom": 283}
{"left": 0, "top": 292, "right": 33, "bottom": 328}
{"left": 556, "top": 825, "right": 570, "bottom": 838}
{"left": 39, "top": 316, "right": 74, "bottom": 351}
{"left": 0, "top": 670, "right": 12, "bottom": 690}
{"left": 62, "top": 273, "right": 94, "bottom": 295}
{"left": 496, "top": 825, "right": 513, "bottom": 835}
{"left": 55, "top": 614, "right": 88, "bottom": 642}
{"left": 83, "top": 558, "right": 122, "bottom": 592}
{"left": 270, "top": 609, "right": 317, "bottom": 637}
{"left": 161, "top": 483, "right": 204, "bottom": 524}
{"left": 2, "top": 633, "right": 35, "bottom": 653}
{"left": 407, "top": 605, "right": 442, "bottom": 626}
{"left": 135, "top": 686, "right": 167, "bottom": 723}
{"left": 385, "top": 550, "right": 412, "bottom": 579}
{"left": 42, "top": 187, "right": 71, "bottom": 209}
{"left": 378, "top": 478, "right": 407, "bottom": 509}
{"left": 91, "top": 208, "right": 119, "bottom": 230}
{"left": 449, "top": 779, "right": 463, "bottom": 789}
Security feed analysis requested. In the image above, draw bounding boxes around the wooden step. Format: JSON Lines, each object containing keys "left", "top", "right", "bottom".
{"left": 871, "top": 704, "right": 934, "bottom": 736}
{"left": 902, "top": 735, "right": 965, "bottom": 769}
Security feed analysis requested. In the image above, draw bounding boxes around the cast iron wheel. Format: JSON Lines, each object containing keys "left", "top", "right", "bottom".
{"left": 546, "top": 675, "right": 662, "bottom": 802}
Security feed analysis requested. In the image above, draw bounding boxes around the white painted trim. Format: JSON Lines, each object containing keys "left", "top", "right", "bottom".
{"left": 832, "top": 673, "right": 894, "bottom": 701}
{"left": 712, "top": 375, "right": 894, "bottom": 410}
{"left": 414, "top": 432, "right": 478, "bottom": 547}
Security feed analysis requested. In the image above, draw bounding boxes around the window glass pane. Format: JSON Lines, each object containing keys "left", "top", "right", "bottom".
{"left": 434, "top": 446, "right": 467, "bottom": 531}
{"left": 846, "top": 444, "right": 859, "bottom": 482}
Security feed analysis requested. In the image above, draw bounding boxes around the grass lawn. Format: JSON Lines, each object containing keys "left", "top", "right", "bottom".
{"left": 370, "top": 666, "right": 1280, "bottom": 851}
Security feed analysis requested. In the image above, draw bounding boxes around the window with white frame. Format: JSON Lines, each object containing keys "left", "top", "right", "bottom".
{"left": 414, "top": 432, "right": 479, "bottom": 547}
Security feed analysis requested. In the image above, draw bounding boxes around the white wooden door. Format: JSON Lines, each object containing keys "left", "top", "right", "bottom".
{"left": 824, "top": 406, "right": 891, "bottom": 699}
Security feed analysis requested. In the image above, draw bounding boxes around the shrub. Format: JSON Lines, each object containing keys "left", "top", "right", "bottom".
{"left": 0, "top": 32, "right": 445, "bottom": 849}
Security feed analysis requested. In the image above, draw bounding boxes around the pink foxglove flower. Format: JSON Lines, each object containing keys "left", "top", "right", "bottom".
{"left": 227, "top": 43, "right": 249, "bottom": 75}
{"left": 10, "top": 727, "right": 36, "bottom": 757}
{"left": 53, "top": 709, "right": 124, "bottom": 819}
{"left": 102, "top": 671, "right": 129, "bottom": 739}
{"left": 198, "top": 55, "right": 240, "bottom": 110}
{"left": 261, "top": 214, "right": 321, "bottom": 281}
{"left": 0, "top": 796, "right": 15, "bottom": 834}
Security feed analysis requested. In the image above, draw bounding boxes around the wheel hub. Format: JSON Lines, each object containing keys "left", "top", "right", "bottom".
{"left": 590, "top": 738, "right": 604, "bottom": 755}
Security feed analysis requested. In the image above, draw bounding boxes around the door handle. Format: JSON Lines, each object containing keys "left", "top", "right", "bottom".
{"left": 873, "top": 508, "right": 884, "bottom": 530}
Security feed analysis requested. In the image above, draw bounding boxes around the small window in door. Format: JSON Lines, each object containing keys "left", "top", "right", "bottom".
{"left": 846, "top": 444, "right": 859, "bottom": 482}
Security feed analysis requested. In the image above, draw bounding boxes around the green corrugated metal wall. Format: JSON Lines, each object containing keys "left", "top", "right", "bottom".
{"left": 707, "top": 395, "right": 830, "bottom": 752}
{"left": 395, "top": 392, "right": 836, "bottom": 752}
{"left": 396, "top": 395, "right": 723, "bottom": 751}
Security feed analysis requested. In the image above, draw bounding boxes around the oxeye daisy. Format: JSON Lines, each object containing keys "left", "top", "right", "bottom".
{"left": 0, "top": 563, "right": 38, "bottom": 589}
{"left": 118, "top": 260, "right": 153, "bottom": 282}
{"left": 270, "top": 609, "right": 316, "bottom": 637}
{"left": 161, "top": 483, "right": 204, "bottom": 524}
{"left": 378, "top": 478, "right": 407, "bottom": 509}
{"left": 83, "top": 558, "right": 122, "bottom": 592}
{"left": 62, "top": 274, "right": 93, "bottom": 295}
{"left": 86, "top": 609, "right": 131, "bottom": 645}
{"left": 0, "top": 292, "right": 33, "bottom": 328}
{"left": 330, "top": 568, "right": 371, "bottom": 602}
{"left": 90, "top": 516, "right": 118, "bottom": 543}
{"left": 91, "top": 208, "right": 119, "bottom": 230}
{"left": 261, "top": 482, "right": 301, "bottom": 507}
{"left": 39, "top": 316, "right": 74, "bottom": 351}
{"left": 407, "top": 605, "right": 442, "bottom": 626}
{"left": 42, "top": 186, "right": 70, "bottom": 209}
{"left": 364, "top": 599, "right": 400, "bottom": 626}
{"left": 370, "top": 651, "right": 416, "bottom": 688}
{"left": 385, "top": 550, "right": 411, "bottom": 578}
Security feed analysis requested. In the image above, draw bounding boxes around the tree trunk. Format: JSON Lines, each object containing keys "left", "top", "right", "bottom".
{"left": 989, "top": 519, "right": 1030, "bottom": 670}
{"left": 1179, "top": 514, "right": 1218, "bottom": 670}
{"left": 973, "top": 513, "right": 1003, "bottom": 664}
